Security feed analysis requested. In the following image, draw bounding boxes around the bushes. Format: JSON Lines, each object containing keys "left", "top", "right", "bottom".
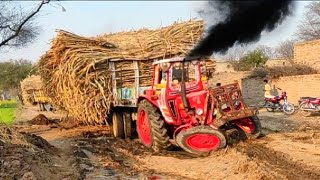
{"left": 249, "top": 64, "right": 319, "bottom": 78}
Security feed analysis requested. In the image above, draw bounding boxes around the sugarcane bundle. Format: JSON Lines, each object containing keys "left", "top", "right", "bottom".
{"left": 38, "top": 19, "right": 215, "bottom": 125}
{"left": 20, "top": 75, "right": 44, "bottom": 105}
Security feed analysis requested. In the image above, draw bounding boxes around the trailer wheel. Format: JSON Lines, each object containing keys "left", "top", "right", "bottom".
{"left": 176, "top": 126, "right": 226, "bottom": 156}
{"left": 137, "top": 100, "right": 170, "bottom": 152}
{"left": 44, "top": 103, "right": 52, "bottom": 112}
{"left": 123, "top": 112, "right": 132, "bottom": 138}
{"left": 112, "top": 111, "right": 124, "bottom": 138}
{"left": 39, "top": 103, "right": 44, "bottom": 111}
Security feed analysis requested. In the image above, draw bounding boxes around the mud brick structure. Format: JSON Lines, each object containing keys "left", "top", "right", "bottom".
{"left": 294, "top": 39, "right": 320, "bottom": 70}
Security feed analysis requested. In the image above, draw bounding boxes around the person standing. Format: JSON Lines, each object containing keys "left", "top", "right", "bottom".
{"left": 263, "top": 79, "right": 274, "bottom": 98}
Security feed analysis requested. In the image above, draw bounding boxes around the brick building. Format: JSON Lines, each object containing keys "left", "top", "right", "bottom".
{"left": 265, "top": 58, "right": 291, "bottom": 67}
{"left": 294, "top": 39, "right": 320, "bottom": 70}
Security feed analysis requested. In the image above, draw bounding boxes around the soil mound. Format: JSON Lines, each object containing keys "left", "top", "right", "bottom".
{"left": 30, "top": 114, "right": 57, "bottom": 125}
{"left": 23, "top": 133, "right": 56, "bottom": 152}
{"left": 0, "top": 130, "right": 78, "bottom": 179}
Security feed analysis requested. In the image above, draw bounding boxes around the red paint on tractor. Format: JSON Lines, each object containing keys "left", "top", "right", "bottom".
{"left": 137, "top": 109, "right": 152, "bottom": 146}
{"left": 186, "top": 134, "right": 221, "bottom": 151}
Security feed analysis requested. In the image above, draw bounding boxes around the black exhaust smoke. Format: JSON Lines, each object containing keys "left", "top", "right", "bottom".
{"left": 186, "top": 0, "right": 295, "bottom": 60}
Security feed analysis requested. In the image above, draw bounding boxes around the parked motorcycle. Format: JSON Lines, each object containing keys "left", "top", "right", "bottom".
{"left": 298, "top": 97, "right": 320, "bottom": 117}
{"left": 263, "top": 88, "right": 295, "bottom": 115}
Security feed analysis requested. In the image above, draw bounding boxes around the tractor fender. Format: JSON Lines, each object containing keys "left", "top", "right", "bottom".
{"left": 137, "top": 95, "right": 159, "bottom": 108}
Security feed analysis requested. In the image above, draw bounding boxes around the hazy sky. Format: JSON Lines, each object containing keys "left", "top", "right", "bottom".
{"left": 0, "top": 1, "right": 310, "bottom": 62}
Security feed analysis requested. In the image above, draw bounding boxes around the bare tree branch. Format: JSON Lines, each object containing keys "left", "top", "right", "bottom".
{"left": 295, "top": 2, "right": 320, "bottom": 41}
{"left": 276, "top": 39, "right": 295, "bottom": 64}
{"left": 0, "top": 0, "right": 50, "bottom": 48}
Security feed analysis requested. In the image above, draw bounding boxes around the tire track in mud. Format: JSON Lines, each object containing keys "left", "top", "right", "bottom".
{"left": 236, "top": 142, "right": 320, "bottom": 180}
{"left": 74, "top": 137, "right": 194, "bottom": 180}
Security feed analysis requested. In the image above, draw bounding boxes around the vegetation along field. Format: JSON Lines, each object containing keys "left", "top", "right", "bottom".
{"left": 0, "top": 100, "right": 17, "bottom": 125}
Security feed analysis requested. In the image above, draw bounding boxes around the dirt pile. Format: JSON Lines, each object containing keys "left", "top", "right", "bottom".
{"left": 30, "top": 114, "right": 55, "bottom": 125}
{"left": 0, "top": 125, "right": 78, "bottom": 179}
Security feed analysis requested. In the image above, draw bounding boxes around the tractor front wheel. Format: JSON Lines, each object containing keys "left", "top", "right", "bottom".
{"left": 175, "top": 126, "right": 226, "bottom": 156}
{"left": 137, "top": 100, "right": 170, "bottom": 152}
{"left": 233, "top": 116, "right": 261, "bottom": 139}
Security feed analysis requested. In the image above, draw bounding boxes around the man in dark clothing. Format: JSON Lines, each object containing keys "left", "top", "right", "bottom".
{"left": 172, "top": 62, "right": 183, "bottom": 82}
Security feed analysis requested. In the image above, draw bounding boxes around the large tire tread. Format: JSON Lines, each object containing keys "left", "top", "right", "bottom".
{"left": 123, "top": 112, "right": 132, "bottom": 138}
{"left": 246, "top": 116, "right": 261, "bottom": 139}
{"left": 112, "top": 111, "right": 124, "bottom": 138}
{"left": 138, "top": 100, "right": 171, "bottom": 151}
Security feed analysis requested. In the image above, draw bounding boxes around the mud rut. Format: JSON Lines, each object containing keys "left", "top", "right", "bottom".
{"left": 55, "top": 129, "right": 320, "bottom": 179}
{"left": 58, "top": 130, "right": 320, "bottom": 179}
{"left": 236, "top": 141, "right": 320, "bottom": 180}
{"left": 13, "top": 110, "right": 320, "bottom": 180}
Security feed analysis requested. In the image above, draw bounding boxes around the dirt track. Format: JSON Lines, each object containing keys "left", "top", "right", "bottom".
{"left": 5, "top": 106, "right": 320, "bottom": 179}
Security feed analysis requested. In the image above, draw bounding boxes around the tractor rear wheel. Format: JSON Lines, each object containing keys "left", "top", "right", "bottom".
{"left": 112, "top": 111, "right": 124, "bottom": 138}
{"left": 233, "top": 116, "right": 261, "bottom": 139}
{"left": 137, "top": 100, "right": 170, "bottom": 152}
{"left": 175, "top": 126, "right": 226, "bottom": 156}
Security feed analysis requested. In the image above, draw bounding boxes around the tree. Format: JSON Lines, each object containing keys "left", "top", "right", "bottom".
{"left": 0, "top": 0, "right": 50, "bottom": 49}
{"left": 276, "top": 39, "right": 295, "bottom": 63}
{"left": 256, "top": 45, "right": 278, "bottom": 59}
{"left": 0, "top": 59, "right": 35, "bottom": 91}
{"left": 224, "top": 45, "right": 248, "bottom": 71}
{"left": 237, "top": 49, "right": 268, "bottom": 71}
{"left": 295, "top": 2, "right": 320, "bottom": 41}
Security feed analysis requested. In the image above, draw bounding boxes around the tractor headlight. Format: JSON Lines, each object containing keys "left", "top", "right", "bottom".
{"left": 196, "top": 108, "right": 204, "bottom": 115}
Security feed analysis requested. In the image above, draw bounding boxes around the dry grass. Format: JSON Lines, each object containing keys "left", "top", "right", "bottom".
{"left": 249, "top": 64, "right": 319, "bottom": 79}
{"left": 0, "top": 125, "right": 30, "bottom": 146}
{"left": 38, "top": 19, "right": 214, "bottom": 125}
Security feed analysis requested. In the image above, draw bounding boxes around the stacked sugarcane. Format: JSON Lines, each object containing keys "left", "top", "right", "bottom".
{"left": 38, "top": 19, "right": 216, "bottom": 125}
{"left": 20, "top": 75, "right": 44, "bottom": 105}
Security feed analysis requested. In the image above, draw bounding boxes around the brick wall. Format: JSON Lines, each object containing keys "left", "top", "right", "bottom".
{"left": 214, "top": 62, "right": 235, "bottom": 73}
{"left": 294, "top": 39, "right": 320, "bottom": 70}
{"left": 241, "top": 74, "right": 320, "bottom": 106}
{"left": 265, "top": 58, "right": 290, "bottom": 67}
{"left": 209, "top": 71, "right": 249, "bottom": 87}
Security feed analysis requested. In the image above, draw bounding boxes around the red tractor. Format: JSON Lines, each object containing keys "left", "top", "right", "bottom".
{"left": 136, "top": 57, "right": 261, "bottom": 155}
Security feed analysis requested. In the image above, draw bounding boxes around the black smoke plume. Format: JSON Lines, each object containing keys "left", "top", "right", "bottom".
{"left": 186, "top": 0, "right": 295, "bottom": 60}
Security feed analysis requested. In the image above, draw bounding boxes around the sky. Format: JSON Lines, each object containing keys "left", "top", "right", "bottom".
{"left": 0, "top": 1, "right": 311, "bottom": 62}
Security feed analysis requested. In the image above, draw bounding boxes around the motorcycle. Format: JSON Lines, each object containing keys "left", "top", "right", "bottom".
{"left": 263, "top": 88, "right": 295, "bottom": 115}
{"left": 298, "top": 97, "right": 320, "bottom": 117}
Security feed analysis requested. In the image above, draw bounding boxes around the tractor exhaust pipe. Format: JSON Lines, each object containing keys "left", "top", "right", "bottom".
{"left": 181, "top": 60, "right": 191, "bottom": 111}
{"left": 181, "top": 57, "right": 200, "bottom": 114}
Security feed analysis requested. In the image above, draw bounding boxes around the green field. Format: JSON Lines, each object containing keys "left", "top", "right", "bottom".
{"left": 0, "top": 100, "right": 17, "bottom": 125}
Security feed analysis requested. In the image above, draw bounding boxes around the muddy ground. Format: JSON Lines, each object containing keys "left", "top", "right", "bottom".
{"left": 2, "top": 106, "right": 320, "bottom": 180}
